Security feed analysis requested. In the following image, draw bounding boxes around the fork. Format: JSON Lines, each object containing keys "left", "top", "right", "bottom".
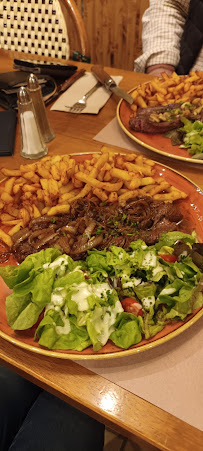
{"left": 65, "top": 82, "right": 101, "bottom": 113}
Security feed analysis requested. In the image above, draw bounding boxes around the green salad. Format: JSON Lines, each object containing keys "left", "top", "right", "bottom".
{"left": 165, "top": 117, "right": 203, "bottom": 159}
{"left": 179, "top": 117, "right": 203, "bottom": 159}
{"left": 0, "top": 231, "right": 203, "bottom": 352}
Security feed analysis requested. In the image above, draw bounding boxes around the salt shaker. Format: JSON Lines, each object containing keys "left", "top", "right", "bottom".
{"left": 27, "top": 73, "right": 55, "bottom": 143}
{"left": 17, "top": 87, "right": 48, "bottom": 159}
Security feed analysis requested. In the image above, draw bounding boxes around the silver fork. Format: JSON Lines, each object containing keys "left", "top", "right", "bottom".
{"left": 65, "top": 82, "right": 101, "bottom": 113}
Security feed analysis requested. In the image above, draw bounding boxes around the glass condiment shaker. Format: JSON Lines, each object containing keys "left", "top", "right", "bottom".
{"left": 17, "top": 86, "right": 48, "bottom": 159}
{"left": 27, "top": 73, "right": 55, "bottom": 143}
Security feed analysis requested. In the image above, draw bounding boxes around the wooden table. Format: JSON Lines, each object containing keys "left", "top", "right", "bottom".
{"left": 0, "top": 49, "right": 202, "bottom": 451}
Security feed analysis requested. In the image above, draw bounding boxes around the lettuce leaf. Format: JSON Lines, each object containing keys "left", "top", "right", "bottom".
{"left": 179, "top": 118, "right": 203, "bottom": 156}
{"left": 155, "top": 231, "right": 196, "bottom": 250}
{"left": 36, "top": 312, "right": 91, "bottom": 351}
{"left": 0, "top": 248, "right": 61, "bottom": 289}
{"left": 110, "top": 312, "right": 142, "bottom": 349}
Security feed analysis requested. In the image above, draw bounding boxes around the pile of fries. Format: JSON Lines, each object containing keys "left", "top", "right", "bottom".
{"left": 130, "top": 70, "right": 203, "bottom": 114}
{"left": 0, "top": 146, "right": 187, "bottom": 248}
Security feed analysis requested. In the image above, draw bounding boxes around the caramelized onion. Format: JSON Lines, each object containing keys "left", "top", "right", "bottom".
{"left": 71, "top": 235, "right": 103, "bottom": 254}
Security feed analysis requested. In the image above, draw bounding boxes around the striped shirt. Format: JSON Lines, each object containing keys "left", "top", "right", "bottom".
{"left": 134, "top": 0, "right": 203, "bottom": 73}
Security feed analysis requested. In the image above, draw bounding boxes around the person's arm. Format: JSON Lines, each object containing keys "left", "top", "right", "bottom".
{"left": 134, "top": 0, "right": 189, "bottom": 74}
{"left": 146, "top": 64, "right": 175, "bottom": 77}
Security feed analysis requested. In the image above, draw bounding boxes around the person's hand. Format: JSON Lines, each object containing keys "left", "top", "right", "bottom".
{"left": 146, "top": 64, "right": 175, "bottom": 77}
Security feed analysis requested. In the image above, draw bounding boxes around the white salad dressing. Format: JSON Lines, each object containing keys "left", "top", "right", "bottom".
{"left": 152, "top": 265, "right": 164, "bottom": 277}
{"left": 43, "top": 256, "right": 70, "bottom": 269}
{"left": 121, "top": 274, "right": 142, "bottom": 288}
{"left": 71, "top": 281, "right": 113, "bottom": 311}
{"left": 55, "top": 309, "right": 70, "bottom": 335}
{"left": 71, "top": 282, "right": 92, "bottom": 311}
{"left": 142, "top": 251, "right": 157, "bottom": 268}
{"left": 142, "top": 296, "right": 155, "bottom": 310}
{"left": 45, "top": 288, "right": 67, "bottom": 314}
{"left": 91, "top": 301, "right": 123, "bottom": 346}
{"left": 159, "top": 287, "right": 176, "bottom": 296}
{"left": 44, "top": 287, "right": 70, "bottom": 335}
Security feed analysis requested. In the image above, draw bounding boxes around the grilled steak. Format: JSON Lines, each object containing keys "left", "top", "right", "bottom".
{"left": 129, "top": 102, "right": 203, "bottom": 134}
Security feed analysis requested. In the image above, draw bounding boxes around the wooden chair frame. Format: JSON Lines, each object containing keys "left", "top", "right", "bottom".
{"left": 60, "top": 0, "right": 90, "bottom": 59}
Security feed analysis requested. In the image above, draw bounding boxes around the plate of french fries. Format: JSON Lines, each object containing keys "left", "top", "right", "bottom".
{"left": 0, "top": 147, "right": 203, "bottom": 359}
{"left": 117, "top": 71, "right": 203, "bottom": 164}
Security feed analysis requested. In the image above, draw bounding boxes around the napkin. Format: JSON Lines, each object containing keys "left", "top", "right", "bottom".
{"left": 50, "top": 72, "right": 123, "bottom": 114}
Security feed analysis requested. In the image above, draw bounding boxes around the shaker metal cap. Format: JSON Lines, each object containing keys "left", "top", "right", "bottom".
{"left": 27, "top": 73, "right": 39, "bottom": 90}
{"left": 17, "top": 86, "right": 31, "bottom": 105}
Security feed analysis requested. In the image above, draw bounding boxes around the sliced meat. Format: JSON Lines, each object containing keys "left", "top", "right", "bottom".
{"left": 1, "top": 196, "right": 184, "bottom": 263}
{"left": 129, "top": 114, "right": 181, "bottom": 134}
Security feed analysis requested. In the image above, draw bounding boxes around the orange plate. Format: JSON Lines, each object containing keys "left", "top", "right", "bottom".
{"left": 117, "top": 87, "right": 203, "bottom": 165}
{"left": 0, "top": 153, "right": 203, "bottom": 360}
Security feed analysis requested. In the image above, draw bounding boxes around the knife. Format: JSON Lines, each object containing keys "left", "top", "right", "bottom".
{"left": 45, "top": 69, "right": 86, "bottom": 106}
{"left": 91, "top": 65, "right": 134, "bottom": 105}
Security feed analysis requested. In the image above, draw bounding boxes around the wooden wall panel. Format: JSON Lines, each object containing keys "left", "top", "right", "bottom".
{"left": 74, "top": 0, "right": 149, "bottom": 70}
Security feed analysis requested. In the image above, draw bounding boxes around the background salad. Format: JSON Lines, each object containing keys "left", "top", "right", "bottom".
{"left": 0, "top": 231, "right": 202, "bottom": 352}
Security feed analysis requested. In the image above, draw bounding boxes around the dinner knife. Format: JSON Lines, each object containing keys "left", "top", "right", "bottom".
{"left": 45, "top": 69, "right": 86, "bottom": 105}
{"left": 91, "top": 65, "right": 134, "bottom": 105}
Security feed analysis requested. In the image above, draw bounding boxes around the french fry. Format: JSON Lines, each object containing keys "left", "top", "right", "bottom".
{"left": 1, "top": 192, "right": 13, "bottom": 203}
{"left": 118, "top": 190, "right": 139, "bottom": 205}
{"left": 23, "top": 171, "right": 40, "bottom": 184}
{"left": 42, "top": 206, "right": 50, "bottom": 215}
{"left": 51, "top": 163, "right": 61, "bottom": 181}
{"left": 75, "top": 172, "right": 123, "bottom": 192}
{"left": 22, "top": 184, "right": 39, "bottom": 193}
{"left": 47, "top": 204, "right": 70, "bottom": 216}
{"left": 149, "top": 182, "right": 170, "bottom": 196}
{"left": 5, "top": 206, "right": 19, "bottom": 217}
{"left": 1, "top": 219, "right": 22, "bottom": 226}
{"left": 69, "top": 184, "right": 92, "bottom": 202}
{"left": 124, "top": 178, "right": 141, "bottom": 190}
{"left": 59, "top": 191, "right": 77, "bottom": 203}
{"left": 124, "top": 162, "right": 153, "bottom": 177}
{"left": 8, "top": 222, "right": 23, "bottom": 236}
{"left": 32, "top": 204, "right": 41, "bottom": 218}
{"left": 40, "top": 178, "right": 49, "bottom": 191}
{"left": 37, "top": 166, "right": 52, "bottom": 179}
{"left": 92, "top": 188, "right": 108, "bottom": 202}
{"left": 19, "top": 207, "right": 30, "bottom": 226}
{"left": 20, "top": 163, "right": 37, "bottom": 172}
{"left": 0, "top": 229, "right": 12, "bottom": 247}
{"left": 48, "top": 179, "right": 59, "bottom": 199}
{"left": 0, "top": 168, "right": 21, "bottom": 177}
{"left": 1, "top": 213, "right": 14, "bottom": 221}
{"left": 4, "top": 177, "right": 16, "bottom": 195}
{"left": 110, "top": 167, "right": 132, "bottom": 181}
{"left": 108, "top": 192, "right": 118, "bottom": 202}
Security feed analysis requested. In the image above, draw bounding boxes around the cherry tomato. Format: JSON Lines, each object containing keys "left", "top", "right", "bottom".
{"left": 121, "top": 298, "right": 143, "bottom": 317}
{"left": 159, "top": 254, "right": 177, "bottom": 263}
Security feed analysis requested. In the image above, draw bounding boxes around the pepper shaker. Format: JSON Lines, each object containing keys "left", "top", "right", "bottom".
{"left": 27, "top": 73, "right": 55, "bottom": 143}
{"left": 18, "top": 87, "right": 48, "bottom": 159}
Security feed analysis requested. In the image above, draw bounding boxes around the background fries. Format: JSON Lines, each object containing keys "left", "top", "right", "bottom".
{"left": 130, "top": 70, "right": 203, "bottom": 113}
{"left": 0, "top": 147, "right": 187, "bottom": 248}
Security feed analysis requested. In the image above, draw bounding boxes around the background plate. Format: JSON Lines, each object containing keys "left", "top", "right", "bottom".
{"left": 117, "top": 88, "right": 203, "bottom": 165}
{"left": 0, "top": 154, "right": 203, "bottom": 360}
